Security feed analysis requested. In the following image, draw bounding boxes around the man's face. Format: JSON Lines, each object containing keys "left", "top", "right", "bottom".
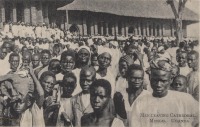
{"left": 41, "top": 76, "right": 56, "bottom": 93}
{"left": 49, "top": 61, "right": 61, "bottom": 74}
{"left": 80, "top": 70, "right": 95, "bottom": 93}
{"left": 119, "top": 61, "right": 128, "bottom": 78}
{"left": 78, "top": 49, "right": 90, "bottom": 64}
{"left": 127, "top": 70, "right": 144, "bottom": 89}
{"left": 32, "top": 55, "right": 40, "bottom": 68}
{"left": 127, "top": 47, "right": 136, "bottom": 56}
{"left": 53, "top": 46, "right": 60, "bottom": 55}
{"left": 14, "top": 47, "right": 20, "bottom": 54}
{"left": 22, "top": 54, "right": 31, "bottom": 67}
{"left": 98, "top": 53, "right": 111, "bottom": 69}
{"left": 90, "top": 86, "right": 109, "bottom": 112}
{"left": 61, "top": 56, "right": 75, "bottom": 72}
{"left": 12, "top": 101, "right": 27, "bottom": 114}
{"left": 171, "top": 77, "right": 186, "bottom": 92}
{"left": 150, "top": 69, "right": 172, "bottom": 97}
{"left": 41, "top": 53, "right": 51, "bottom": 66}
{"left": 10, "top": 56, "right": 20, "bottom": 71}
{"left": 185, "top": 46, "right": 192, "bottom": 52}
{"left": 21, "top": 47, "right": 28, "bottom": 54}
{"left": 151, "top": 47, "right": 157, "bottom": 54}
{"left": 3, "top": 43, "right": 11, "bottom": 53}
{"left": 187, "top": 54, "right": 198, "bottom": 69}
{"left": 62, "top": 77, "right": 76, "bottom": 96}
{"left": 1, "top": 48, "right": 7, "bottom": 59}
{"left": 177, "top": 53, "right": 187, "bottom": 67}
{"left": 91, "top": 56, "right": 98, "bottom": 66}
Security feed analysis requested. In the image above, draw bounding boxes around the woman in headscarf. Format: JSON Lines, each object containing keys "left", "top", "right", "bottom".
{"left": 76, "top": 46, "right": 91, "bottom": 69}
{"left": 96, "top": 50, "right": 116, "bottom": 97}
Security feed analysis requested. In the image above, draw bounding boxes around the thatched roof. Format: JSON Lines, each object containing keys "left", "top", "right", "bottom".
{"left": 57, "top": 0, "right": 199, "bottom": 21}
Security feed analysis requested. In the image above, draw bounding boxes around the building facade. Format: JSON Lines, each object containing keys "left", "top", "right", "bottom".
{"left": 0, "top": 0, "right": 70, "bottom": 28}
{"left": 65, "top": 10, "right": 189, "bottom": 37}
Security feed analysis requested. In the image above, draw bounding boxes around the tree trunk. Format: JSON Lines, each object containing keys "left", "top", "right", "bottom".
{"left": 175, "top": 17, "right": 183, "bottom": 46}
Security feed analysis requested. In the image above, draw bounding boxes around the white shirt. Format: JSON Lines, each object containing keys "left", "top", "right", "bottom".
{"left": 131, "top": 90, "right": 199, "bottom": 127}
{"left": 179, "top": 65, "right": 191, "bottom": 77}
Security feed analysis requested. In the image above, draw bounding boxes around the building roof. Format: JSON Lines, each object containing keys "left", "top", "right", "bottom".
{"left": 57, "top": 0, "right": 199, "bottom": 21}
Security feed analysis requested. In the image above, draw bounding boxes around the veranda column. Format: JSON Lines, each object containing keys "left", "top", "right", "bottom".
{"left": 37, "top": 1, "right": 43, "bottom": 25}
{"left": 146, "top": 22, "right": 149, "bottom": 36}
{"left": 94, "top": 21, "right": 98, "bottom": 35}
{"left": 105, "top": 22, "right": 108, "bottom": 35}
{"left": 138, "top": 22, "right": 141, "bottom": 35}
{"left": 12, "top": 1, "right": 17, "bottom": 22}
{"left": 121, "top": 22, "right": 125, "bottom": 36}
{"left": 90, "top": 21, "right": 94, "bottom": 35}
{"left": 100, "top": 22, "right": 103, "bottom": 35}
{"left": 155, "top": 23, "right": 158, "bottom": 36}
{"left": 125, "top": 22, "right": 128, "bottom": 37}
{"left": 115, "top": 22, "right": 118, "bottom": 35}
{"left": 65, "top": 10, "right": 69, "bottom": 30}
{"left": 24, "top": 0, "right": 31, "bottom": 23}
{"left": 0, "top": 0, "right": 5, "bottom": 29}
{"left": 111, "top": 23, "right": 114, "bottom": 36}
{"left": 134, "top": 22, "right": 138, "bottom": 35}
{"left": 82, "top": 17, "right": 87, "bottom": 35}
{"left": 30, "top": 1, "right": 37, "bottom": 25}
{"left": 44, "top": 3, "right": 49, "bottom": 25}
{"left": 143, "top": 21, "right": 146, "bottom": 36}
{"left": 159, "top": 23, "right": 162, "bottom": 37}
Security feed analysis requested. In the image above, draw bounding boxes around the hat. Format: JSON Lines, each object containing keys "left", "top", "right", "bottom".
{"left": 150, "top": 58, "right": 172, "bottom": 72}
{"left": 77, "top": 46, "right": 91, "bottom": 56}
{"left": 120, "top": 55, "right": 134, "bottom": 66}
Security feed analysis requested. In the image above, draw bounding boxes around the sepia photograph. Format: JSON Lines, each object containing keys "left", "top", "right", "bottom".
{"left": 0, "top": 0, "right": 199, "bottom": 126}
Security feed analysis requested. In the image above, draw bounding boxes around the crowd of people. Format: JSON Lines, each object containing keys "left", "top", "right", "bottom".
{"left": 0, "top": 22, "right": 199, "bottom": 127}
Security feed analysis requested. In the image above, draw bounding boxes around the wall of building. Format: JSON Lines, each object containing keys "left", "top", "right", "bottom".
{"left": 67, "top": 11, "right": 187, "bottom": 37}
{"left": 0, "top": 0, "right": 65, "bottom": 29}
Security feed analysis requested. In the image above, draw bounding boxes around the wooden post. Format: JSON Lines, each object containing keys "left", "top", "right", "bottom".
{"left": 0, "top": 0, "right": 5, "bottom": 29}
{"left": 125, "top": 22, "right": 128, "bottom": 37}
{"left": 90, "top": 21, "right": 94, "bottom": 35}
{"left": 37, "top": 1, "right": 43, "bottom": 25}
{"left": 24, "top": 0, "right": 31, "bottom": 23}
{"left": 105, "top": 22, "right": 108, "bottom": 35}
{"left": 82, "top": 17, "right": 87, "bottom": 35}
{"left": 30, "top": 1, "right": 37, "bottom": 25}
{"left": 12, "top": 1, "right": 17, "bottom": 22}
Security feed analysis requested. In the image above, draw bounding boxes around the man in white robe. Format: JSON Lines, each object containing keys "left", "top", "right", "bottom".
{"left": 131, "top": 59, "right": 199, "bottom": 127}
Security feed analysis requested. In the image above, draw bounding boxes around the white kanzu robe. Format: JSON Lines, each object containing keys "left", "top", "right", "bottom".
{"left": 130, "top": 90, "right": 199, "bottom": 127}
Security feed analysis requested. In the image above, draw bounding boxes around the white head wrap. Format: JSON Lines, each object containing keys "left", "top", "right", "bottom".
{"left": 77, "top": 46, "right": 91, "bottom": 56}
